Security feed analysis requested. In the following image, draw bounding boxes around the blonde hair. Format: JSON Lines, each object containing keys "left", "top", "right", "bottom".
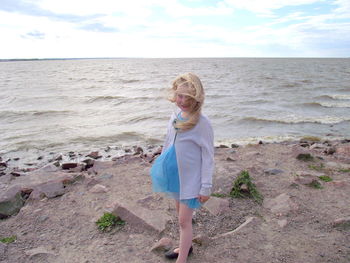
{"left": 169, "top": 72, "right": 205, "bottom": 131}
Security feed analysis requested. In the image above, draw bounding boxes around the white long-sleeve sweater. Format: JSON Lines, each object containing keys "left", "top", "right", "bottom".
{"left": 162, "top": 110, "right": 214, "bottom": 199}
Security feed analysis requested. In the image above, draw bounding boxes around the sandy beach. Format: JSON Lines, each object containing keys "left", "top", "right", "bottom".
{"left": 1, "top": 138, "right": 350, "bottom": 263}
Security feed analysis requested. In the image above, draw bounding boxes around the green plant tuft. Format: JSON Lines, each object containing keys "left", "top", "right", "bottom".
{"left": 297, "top": 153, "right": 314, "bottom": 162}
{"left": 308, "top": 163, "right": 324, "bottom": 171}
{"left": 96, "top": 212, "right": 125, "bottom": 232}
{"left": 319, "top": 175, "right": 332, "bottom": 182}
{"left": 0, "top": 235, "right": 17, "bottom": 244}
{"left": 211, "top": 193, "right": 227, "bottom": 198}
{"left": 339, "top": 168, "right": 350, "bottom": 173}
{"left": 230, "top": 170, "right": 263, "bottom": 204}
{"left": 307, "top": 180, "right": 323, "bottom": 189}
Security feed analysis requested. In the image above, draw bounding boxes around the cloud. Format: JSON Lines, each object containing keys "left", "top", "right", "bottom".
{"left": 21, "top": 30, "right": 46, "bottom": 39}
{"left": 79, "top": 23, "right": 119, "bottom": 33}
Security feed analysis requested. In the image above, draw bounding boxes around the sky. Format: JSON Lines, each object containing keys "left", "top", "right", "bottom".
{"left": 0, "top": 0, "right": 349, "bottom": 58}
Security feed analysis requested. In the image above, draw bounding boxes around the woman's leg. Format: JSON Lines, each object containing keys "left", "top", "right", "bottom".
{"left": 176, "top": 202, "right": 194, "bottom": 263}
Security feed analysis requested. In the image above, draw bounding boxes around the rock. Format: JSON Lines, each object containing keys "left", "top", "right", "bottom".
{"left": 0, "top": 163, "right": 7, "bottom": 168}
{"left": 89, "top": 184, "right": 108, "bottom": 193}
{"left": 203, "top": 196, "right": 230, "bottom": 216}
{"left": 325, "top": 147, "right": 336, "bottom": 155}
{"left": 30, "top": 180, "right": 65, "bottom": 200}
{"left": 193, "top": 234, "right": 211, "bottom": 246}
{"left": 226, "top": 157, "right": 235, "bottom": 162}
{"left": 219, "top": 145, "right": 229, "bottom": 148}
{"left": 263, "top": 193, "right": 298, "bottom": 216}
{"left": 264, "top": 168, "right": 284, "bottom": 175}
{"left": 310, "top": 143, "right": 326, "bottom": 150}
{"left": 333, "top": 217, "right": 350, "bottom": 229}
{"left": 231, "top": 144, "right": 239, "bottom": 148}
{"left": 0, "top": 186, "right": 24, "bottom": 219}
{"left": 150, "top": 237, "right": 173, "bottom": 252}
{"left": 277, "top": 219, "right": 288, "bottom": 228}
{"left": 86, "top": 151, "right": 102, "bottom": 159}
{"left": 133, "top": 146, "right": 143, "bottom": 155}
{"left": 61, "top": 163, "right": 78, "bottom": 170}
{"left": 82, "top": 159, "right": 95, "bottom": 169}
{"left": 294, "top": 173, "right": 319, "bottom": 185}
{"left": 89, "top": 161, "right": 115, "bottom": 174}
{"left": 112, "top": 201, "right": 171, "bottom": 233}
{"left": 38, "top": 163, "right": 60, "bottom": 173}
{"left": 25, "top": 246, "right": 57, "bottom": 260}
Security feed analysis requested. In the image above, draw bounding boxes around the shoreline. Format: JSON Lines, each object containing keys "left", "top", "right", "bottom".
{"left": 1, "top": 136, "right": 349, "bottom": 179}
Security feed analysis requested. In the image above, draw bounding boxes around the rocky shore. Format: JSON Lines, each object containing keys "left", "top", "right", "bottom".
{"left": 1, "top": 138, "right": 350, "bottom": 263}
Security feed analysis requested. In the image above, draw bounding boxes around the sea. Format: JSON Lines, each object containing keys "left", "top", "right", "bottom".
{"left": 0, "top": 58, "right": 349, "bottom": 166}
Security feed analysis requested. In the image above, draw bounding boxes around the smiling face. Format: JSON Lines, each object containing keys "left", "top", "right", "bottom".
{"left": 175, "top": 84, "right": 196, "bottom": 113}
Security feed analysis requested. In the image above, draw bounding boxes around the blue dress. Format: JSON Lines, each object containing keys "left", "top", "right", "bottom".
{"left": 150, "top": 113, "right": 201, "bottom": 209}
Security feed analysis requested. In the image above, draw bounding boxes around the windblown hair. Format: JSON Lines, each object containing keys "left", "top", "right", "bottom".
{"left": 169, "top": 72, "right": 205, "bottom": 131}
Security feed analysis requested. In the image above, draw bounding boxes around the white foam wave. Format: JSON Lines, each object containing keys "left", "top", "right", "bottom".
{"left": 244, "top": 115, "right": 350, "bottom": 124}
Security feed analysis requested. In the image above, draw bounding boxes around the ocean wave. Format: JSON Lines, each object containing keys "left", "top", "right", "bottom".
{"left": 316, "top": 94, "right": 350, "bottom": 100}
{"left": 69, "top": 131, "right": 149, "bottom": 144}
{"left": 85, "top": 95, "right": 125, "bottom": 103}
{"left": 242, "top": 115, "right": 350, "bottom": 125}
{"left": 0, "top": 110, "right": 74, "bottom": 118}
{"left": 302, "top": 102, "right": 350, "bottom": 108}
{"left": 121, "top": 79, "right": 140, "bottom": 83}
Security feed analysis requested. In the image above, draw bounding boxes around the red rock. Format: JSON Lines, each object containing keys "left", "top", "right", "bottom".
{"left": 29, "top": 180, "right": 65, "bottom": 200}
{"left": 112, "top": 201, "right": 171, "bottom": 233}
{"left": 86, "top": 151, "right": 102, "bottom": 159}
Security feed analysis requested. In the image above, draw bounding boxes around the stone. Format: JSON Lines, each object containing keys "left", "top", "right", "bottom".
{"left": 219, "top": 145, "right": 229, "bottom": 148}
{"left": 112, "top": 201, "right": 171, "bottom": 233}
{"left": 226, "top": 157, "right": 235, "bottom": 162}
{"left": 193, "top": 234, "right": 211, "bottom": 246}
{"left": 294, "top": 174, "right": 319, "bottom": 185}
{"left": 333, "top": 217, "right": 350, "bottom": 229}
{"left": 86, "top": 151, "right": 102, "bottom": 159}
{"left": 30, "top": 180, "right": 65, "bottom": 200}
{"left": 89, "top": 184, "right": 108, "bottom": 193}
{"left": 133, "top": 146, "right": 143, "bottom": 155}
{"left": 0, "top": 186, "right": 24, "bottom": 219}
{"left": 82, "top": 159, "right": 95, "bottom": 169}
{"left": 25, "top": 246, "right": 57, "bottom": 260}
{"left": 263, "top": 193, "right": 298, "bottom": 216}
{"left": 231, "top": 144, "right": 239, "bottom": 148}
{"left": 150, "top": 237, "right": 173, "bottom": 252}
{"left": 38, "top": 163, "right": 60, "bottom": 173}
{"left": 203, "top": 196, "right": 230, "bottom": 216}
{"left": 264, "top": 168, "right": 284, "bottom": 175}
{"left": 61, "top": 163, "right": 78, "bottom": 170}
{"left": 310, "top": 143, "right": 326, "bottom": 150}
{"left": 89, "top": 161, "right": 115, "bottom": 174}
{"left": 277, "top": 219, "right": 288, "bottom": 228}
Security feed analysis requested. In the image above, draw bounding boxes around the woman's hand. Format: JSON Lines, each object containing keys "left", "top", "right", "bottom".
{"left": 198, "top": 195, "right": 210, "bottom": 203}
